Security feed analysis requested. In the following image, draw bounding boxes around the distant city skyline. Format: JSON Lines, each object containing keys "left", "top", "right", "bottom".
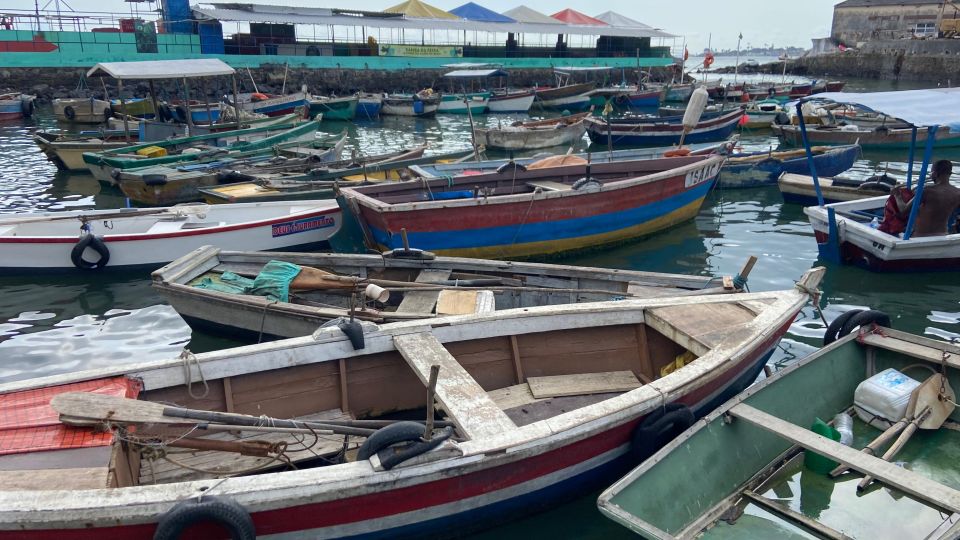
{"left": 12, "top": 0, "right": 840, "bottom": 51}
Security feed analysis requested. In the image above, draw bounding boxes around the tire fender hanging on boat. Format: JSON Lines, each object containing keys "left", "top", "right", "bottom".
{"left": 838, "top": 310, "right": 891, "bottom": 339}
{"left": 630, "top": 403, "right": 695, "bottom": 463}
{"left": 153, "top": 495, "right": 255, "bottom": 540}
{"left": 63, "top": 105, "right": 76, "bottom": 120}
{"left": 357, "top": 421, "right": 454, "bottom": 470}
{"left": 70, "top": 230, "right": 110, "bottom": 270}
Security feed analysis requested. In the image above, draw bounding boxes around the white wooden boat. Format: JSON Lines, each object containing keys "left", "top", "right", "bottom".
{"left": 52, "top": 97, "right": 111, "bottom": 124}
{"left": 153, "top": 246, "right": 760, "bottom": 339}
{"left": 473, "top": 112, "right": 589, "bottom": 150}
{"left": 0, "top": 201, "right": 340, "bottom": 272}
{"left": 534, "top": 82, "right": 594, "bottom": 111}
{"left": 488, "top": 89, "right": 536, "bottom": 113}
{"left": 231, "top": 91, "right": 309, "bottom": 117}
{"left": 0, "top": 266, "right": 823, "bottom": 537}
{"left": 381, "top": 91, "right": 441, "bottom": 117}
{"left": 805, "top": 196, "right": 960, "bottom": 271}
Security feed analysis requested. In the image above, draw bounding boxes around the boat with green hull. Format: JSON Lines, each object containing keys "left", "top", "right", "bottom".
{"left": 599, "top": 320, "right": 960, "bottom": 540}
{"left": 308, "top": 95, "right": 359, "bottom": 121}
{"left": 81, "top": 117, "right": 319, "bottom": 184}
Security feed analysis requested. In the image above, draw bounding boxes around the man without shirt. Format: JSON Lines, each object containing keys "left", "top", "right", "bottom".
{"left": 912, "top": 160, "right": 960, "bottom": 237}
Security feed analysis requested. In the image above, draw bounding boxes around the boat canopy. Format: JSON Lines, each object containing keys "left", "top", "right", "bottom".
{"left": 86, "top": 59, "right": 235, "bottom": 80}
{"left": 444, "top": 69, "right": 509, "bottom": 78}
{"left": 798, "top": 88, "right": 960, "bottom": 131}
{"left": 449, "top": 2, "right": 515, "bottom": 22}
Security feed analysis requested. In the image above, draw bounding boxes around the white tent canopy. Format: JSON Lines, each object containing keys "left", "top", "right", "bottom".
{"left": 501, "top": 5, "right": 561, "bottom": 25}
{"left": 592, "top": 11, "right": 674, "bottom": 37}
{"left": 801, "top": 88, "right": 960, "bottom": 131}
{"left": 86, "top": 58, "right": 235, "bottom": 79}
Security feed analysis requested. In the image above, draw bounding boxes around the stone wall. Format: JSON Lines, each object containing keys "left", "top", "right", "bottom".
{"left": 832, "top": 4, "right": 942, "bottom": 45}
{"left": 791, "top": 40, "right": 960, "bottom": 84}
{"left": 1, "top": 64, "right": 676, "bottom": 103}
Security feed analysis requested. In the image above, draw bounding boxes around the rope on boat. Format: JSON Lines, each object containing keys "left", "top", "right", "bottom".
{"left": 180, "top": 349, "right": 210, "bottom": 400}
{"left": 256, "top": 300, "right": 279, "bottom": 344}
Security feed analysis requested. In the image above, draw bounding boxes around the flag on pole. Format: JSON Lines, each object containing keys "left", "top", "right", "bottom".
{"left": 683, "top": 47, "right": 689, "bottom": 61}
{"left": 738, "top": 33, "right": 743, "bottom": 40}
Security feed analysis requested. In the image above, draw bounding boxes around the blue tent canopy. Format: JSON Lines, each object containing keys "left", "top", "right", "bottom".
{"left": 449, "top": 2, "right": 515, "bottom": 22}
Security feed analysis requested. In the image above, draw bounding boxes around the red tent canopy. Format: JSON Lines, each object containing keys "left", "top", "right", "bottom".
{"left": 550, "top": 8, "right": 608, "bottom": 26}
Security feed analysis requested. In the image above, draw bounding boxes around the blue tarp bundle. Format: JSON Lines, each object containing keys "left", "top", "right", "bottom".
{"left": 450, "top": 2, "right": 515, "bottom": 22}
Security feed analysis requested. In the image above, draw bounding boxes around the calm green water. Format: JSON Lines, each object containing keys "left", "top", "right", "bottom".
{"left": 1, "top": 78, "right": 958, "bottom": 536}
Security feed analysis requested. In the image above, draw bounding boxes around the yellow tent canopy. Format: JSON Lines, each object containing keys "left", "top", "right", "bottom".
{"left": 384, "top": 0, "right": 459, "bottom": 19}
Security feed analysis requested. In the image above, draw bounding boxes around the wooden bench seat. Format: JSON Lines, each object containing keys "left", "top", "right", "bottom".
{"left": 395, "top": 269, "right": 451, "bottom": 314}
{"left": 645, "top": 302, "right": 758, "bottom": 356}
{"left": 526, "top": 180, "right": 572, "bottom": 192}
{"left": 394, "top": 331, "right": 516, "bottom": 440}
{"left": 138, "top": 408, "right": 355, "bottom": 485}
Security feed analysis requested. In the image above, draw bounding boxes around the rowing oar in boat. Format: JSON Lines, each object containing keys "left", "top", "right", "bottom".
{"left": 50, "top": 392, "right": 453, "bottom": 438}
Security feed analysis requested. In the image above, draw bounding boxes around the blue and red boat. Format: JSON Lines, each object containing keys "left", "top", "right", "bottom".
{"left": 339, "top": 155, "right": 725, "bottom": 259}
{"left": 584, "top": 109, "right": 744, "bottom": 147}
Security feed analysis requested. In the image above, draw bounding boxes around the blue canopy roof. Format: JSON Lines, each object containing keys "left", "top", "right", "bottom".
{"left": 449, "top": 2, "right": 515, "bottom": 22}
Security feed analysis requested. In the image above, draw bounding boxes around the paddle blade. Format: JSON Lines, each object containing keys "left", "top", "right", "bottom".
{"left": 913, "top": 375, "right": 955, "bottom": 430}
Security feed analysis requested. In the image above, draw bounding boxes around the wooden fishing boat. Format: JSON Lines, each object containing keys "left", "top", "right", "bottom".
{"left": 231, "top": 91, "right": 310, "bottom": 117}
{"left": 308, "top": 95, "right": 358, "bottom": 121}
{"left": 826, "top": 80, "right": 846, "bottom": 92}
{"left": 198, "top": 147, "right": 479, "bottom": 205}
{"left": 409, "top": 140, "right": 732, "bottom": 178}
{"left": 488, "top": 89, "right": 536, "bottom": 113}
{"left": 778, "top": 172, "right": 895, "bottom": 205}
{"left": 154, "top": 246, "right": 762, "bottom": 339}
{"left": 113, "top": 97, "right": 155, "bottom": 119}
{"left": 0, "top": 93, "right": 34, "bottom": 121}
{"left": 339, "top": 154, "right": 725, "bottom": 259}
{"left": 742, "top": 99, "right": 787, "bottom": 128}
{"left": 590, "top": 87, "right": 662, "bottom": 109}
{"left": 0, "top": 267, "right": 823, "bottom": 538}
{"left": 473, "top": 112, "right": 590, "bottom": 150}
{"left": 805, "top": 196, "right": 960, "bottom": 271}
{"left": 585, "top": 109, "right": 744, "bottom": 147}
{"left": 534, "top": 82, "right": 595, "bottom": 111}
{"left": 599, "top": 323, "right": 960, "bottom": 540}
{"left": 355, "top": 93, "right": 383, "bottom": 119}
{"left": 0, "top": 201, "right": 340, "bottom": 272}
{"left": 113, "top": 132, "right": 346, "bottom": 206}
{"left": 82, "top": 118, "right": 320, "bottom": 184}
{"left": 718, "top": 144, "right": 859, "bottom": 189}
{"left": 646, "top": 83, "right": 693, "bottom": 103}
{"left": 167, "top": 100, "right": 221, "bottom": 124}
{"left": 381, "top": 91, "right": 441, "bottom": 117}
{"left": 52, "top": 97, "right": 111, "bottom": 124}
{"left": 773, "top": 123, "right": 960, "bottom": 149}
{"left": 438, "top": 93, "right": 490, "bottom": 115}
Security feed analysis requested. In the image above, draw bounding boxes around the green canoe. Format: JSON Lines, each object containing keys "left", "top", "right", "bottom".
{"left": 308, "top": 95, "right": 359, "bottom": 121}
{"left": 599, "top": 321, "right": 960, "bottom": 540}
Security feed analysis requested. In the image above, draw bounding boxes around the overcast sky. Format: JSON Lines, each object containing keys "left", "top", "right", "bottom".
{"left": 27, "top": 0, "right": 840, "bottom": 51}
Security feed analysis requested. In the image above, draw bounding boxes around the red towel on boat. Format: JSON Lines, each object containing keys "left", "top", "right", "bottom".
{"left": 878, "top": 186, "right": 914, "bottom": 236}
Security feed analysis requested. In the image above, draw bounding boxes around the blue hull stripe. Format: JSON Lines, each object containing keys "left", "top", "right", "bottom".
{"left": 370, "top": 180, "right": 714, "bottom": 250}
{"left": 590, "top": 121, "right": 739, "bottom": 146}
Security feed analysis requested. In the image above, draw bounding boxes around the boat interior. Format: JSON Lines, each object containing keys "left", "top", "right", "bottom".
{"left": 1, "top": 294, "right": 782, "bottom": 493}
{"left": 0, "top": 203, "right": 327, "bottom": 237}
{"left": 349, "top": 155, "right": 711, "bottom": 204}
{"left": 602, "top": 328, "right": 960, "bottom": 540}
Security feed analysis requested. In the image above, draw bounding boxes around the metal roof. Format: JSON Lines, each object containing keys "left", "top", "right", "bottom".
{"left": 86, "top": 58, "right": 235, "bottom": 79}
{"left": 800, "top": 88, "right": 960, "bottom": 129}
{"left": 192, "top": 3, "right": 671, "bottom": 38}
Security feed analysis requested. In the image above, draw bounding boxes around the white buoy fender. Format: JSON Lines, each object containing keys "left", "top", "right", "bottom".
{"left": 682, "top": 87, "right": 710, "bottom": 131}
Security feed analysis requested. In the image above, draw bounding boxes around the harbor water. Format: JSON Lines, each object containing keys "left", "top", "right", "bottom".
{"left": 1, "top": 78, "right": 958, "bottom": 537}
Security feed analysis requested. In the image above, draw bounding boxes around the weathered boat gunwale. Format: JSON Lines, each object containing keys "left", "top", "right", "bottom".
{"left": 344, "top": 155, "right": 725, "bottom": 214}
{"left": 0, "top": 269, "right": 822, "bottom": 534}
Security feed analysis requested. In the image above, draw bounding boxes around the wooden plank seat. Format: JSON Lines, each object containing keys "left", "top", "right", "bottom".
{"left": 436, "top": 290, "right": 495, "bottom": 316}
{"left": 395, "top": 269, "right": 452, "bottom": 314}
{"left": 394, "top": 331, "right": 516, "bottom": 440}
{"left": 645, "top": 302, "right": 759, "bottom": 356}
{"left": 730, "top": 403, "right": 960, "bottom": 514}
{"left": 138, "top": 408, "right": 355, "bottom": 485}
{"left": 526, "top": 180, "right": 572, "bottom": 192}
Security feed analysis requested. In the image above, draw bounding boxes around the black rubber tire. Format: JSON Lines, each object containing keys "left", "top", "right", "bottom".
{"left": 823, "top": 309, "right": 864, "bottom": 346}
{"left": 571, "top": 177, "right": 601, "bottom": 190}
{"left": 64, "top": 105, "right": 76, "bottom": 120}
{"left": 70, "top": 234, "right": 110, "bottom": 270}
{"left": 175, "top": 105, "right": 189, "bottom": 123}
{"left": 773, "top": 112, "right": 790, "bottom": 126}
{"left": 157, "top": 104, "right": 172, "bottom": 123}
{"left": 631, "top": 403, "right": 695, "bottom": 463}
{"left": 357, "top": 421, "right": 425, "bottom": 461}
{"left": 143, "top": 174, "right": 168, "bottom": 187}
{"left": 379, "top": 426, "right": 455, "bottom": 470}
{"left": 21, "top": 99, "right": 34, "bottom": 117}
{"left": 153, "top": 496, "right": 255, "bottom": 540}
{"left": 103, "top": 105, "right": 114, "bottom": 121}
{"left": 838, "top": 310, "right": 891, "bottom": 339}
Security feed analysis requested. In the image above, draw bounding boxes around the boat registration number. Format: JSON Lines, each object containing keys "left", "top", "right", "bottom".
{"left": 272, "top": 215, "right": 337, "bottom": 237}
{"left": 685, "top": 161, "right": 723, "bottom": 188}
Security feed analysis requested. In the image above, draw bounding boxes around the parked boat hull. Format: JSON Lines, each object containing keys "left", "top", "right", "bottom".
{"left": 805, "top": 197, "right": 960, "bottom": 272}
{"left": 437, "top": 93, "right": 490, "bottom": 114}
{"left": 488, "top": 92, "right": 535, "bottom": 113}
{"left": 356, "top": 96, "right": 383, "bottom": 119}
{"left": 718, "top": 144, "right": 859, "bottom": 188}
{"left": 774, "top": 124, "right": 960, "bottom": 149}
{"left": 381, "top": 96, "right": 441, "bottom": 117}
{"left": 344, "top": 156, "right": 724, "bottom": 259}
{"left": 586, "top": 111, "right": 743, "bottom": 147}
{"left": 473, "top": 121, "right": 587, "bottom": 150}
{"left": 0, "top": 202, "right": 341, "bottom": 272}
{"left": 53, "top": 98, "right": 110, "bottom": 124}
{"left": 308, "top": 96, "right": 359, "bottom": 121}
{"left": 778, "top": 173, "right": 891, "bottom": 205}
